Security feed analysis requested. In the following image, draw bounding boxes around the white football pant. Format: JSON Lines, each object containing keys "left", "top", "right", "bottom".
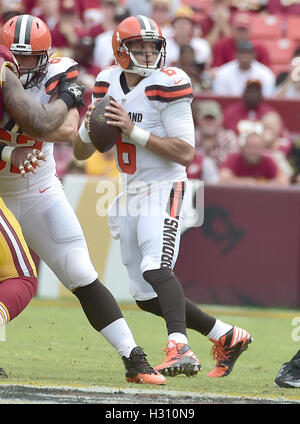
{"left": 3, "top": 177, "right": 98, "bottom": 291}
{"left": 108, "top": 181, "right": 187, "bottom": 301}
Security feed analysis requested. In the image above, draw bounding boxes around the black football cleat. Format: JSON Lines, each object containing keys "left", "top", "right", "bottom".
{"left": 122, "top": 346, "right": 166, "bottom": 385}
{"left": 275, "top": 359, "right": 300, "bottom": 388}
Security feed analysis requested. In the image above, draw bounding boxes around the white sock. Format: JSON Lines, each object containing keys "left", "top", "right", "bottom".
{"left": 168, "top": 332, "right": 188, "bottom": 345}
{"left": 100, "top": 318, "right": 137, "bottom": 358}
{"left": 206, "top": 319, "right": 233, "bottom": 341}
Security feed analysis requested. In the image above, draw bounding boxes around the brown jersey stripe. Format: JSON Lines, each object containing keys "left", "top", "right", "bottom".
{"left": 0, "top": 209, "right": 35, "bottom": 277}
{"left": 94, "top": 81, "right": 110, "bottom": 87}
{"left": 66, "top": 68, "right": 79, "bottom": 81}
{"left": 145, "top": 84, "right": 193, "bottom": 102}
{"left": 45, "top": 66, "right": 78, "bottom": 95}
{"left": 45, "top": 79, "right": 60, "bottom": 95}
{"left": 93, "top": 82, "right": 109, "bottom": 98}
{"left": 146, "top": 83, "right": 192, "bottom": 93}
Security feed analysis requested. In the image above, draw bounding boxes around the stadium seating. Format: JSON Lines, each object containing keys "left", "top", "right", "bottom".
{"left": 249, "top": 14, "right": 283, "bottom": 40}
{"left": 285, "top": 16, "right": 300, "bottom": 43}
{"left": 259, "top": 38, "right": 294, "bottom": 75}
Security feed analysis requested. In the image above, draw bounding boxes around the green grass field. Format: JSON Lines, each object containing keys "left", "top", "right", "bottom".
{"left": 1, "top": 297, "right": 300, "bottom": 402}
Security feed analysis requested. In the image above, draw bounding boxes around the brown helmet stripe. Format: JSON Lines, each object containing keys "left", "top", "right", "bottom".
{"left": 136, "top": 15, "right": 146, "bottom": 30}
{"left": 24, "top": 15, "right": 34, "bottom": 45}
{"left": 14, "top": 15, "right": 23, "bottom": 44}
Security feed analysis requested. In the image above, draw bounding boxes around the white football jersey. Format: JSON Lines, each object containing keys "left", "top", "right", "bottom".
{"left": 0, "top": 56, "right": 78, "bottom": 196}
{"left": 92, "top": 65, "right": 194, "bottom": 190}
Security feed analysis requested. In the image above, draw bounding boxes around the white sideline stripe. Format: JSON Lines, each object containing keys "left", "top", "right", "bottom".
{"left": 0, "top": 215, "right": 30, "bottom": 277}
{"left": 0, "top": 383, "right": 299, "bottom": 403}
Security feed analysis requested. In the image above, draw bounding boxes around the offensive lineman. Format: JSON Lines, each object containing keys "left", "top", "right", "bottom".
{"left": 0, "top": 15, "right": 165, "bottom": 385}
{"left": 0, "top": 43, "right": 84, "bottom": 376}
{"left": 75, "top": 15, "right": 253, "bottom": 378}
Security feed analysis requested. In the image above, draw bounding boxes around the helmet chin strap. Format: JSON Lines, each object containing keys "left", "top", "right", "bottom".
{"left": 16, "top": 53, "right": 49, "bottom": 88}
{"left": 127, "top": 50, "right": 164, "bottom": 77}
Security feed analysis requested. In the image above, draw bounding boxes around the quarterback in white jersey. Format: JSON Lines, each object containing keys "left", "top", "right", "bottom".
{"left": 91, "top": 63, "right": 194, "bottom": 187}
{"left": 0, "top": 15, "right": 166, "bottom": 385}
{"left": 75, "top": 14, "right": 253, "bottom": 379}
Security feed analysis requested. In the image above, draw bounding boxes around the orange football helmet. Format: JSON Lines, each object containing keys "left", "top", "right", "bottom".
{"left": 112, "top": 15, "right": 166, "bottom": 77}
{"left": 0, "top": 14, "right": 52, "bottom": 88}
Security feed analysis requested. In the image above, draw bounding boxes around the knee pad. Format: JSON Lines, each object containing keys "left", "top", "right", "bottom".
{"left": 63, "top": 247, "right": 98, "bottom": 291}
{"left": 142, "top": 268, "right": 175, "bottom": 290}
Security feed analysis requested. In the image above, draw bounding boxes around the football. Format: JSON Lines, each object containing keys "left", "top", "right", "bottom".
{"left": 87, "top": 95, "right": 121, "bottom": 153}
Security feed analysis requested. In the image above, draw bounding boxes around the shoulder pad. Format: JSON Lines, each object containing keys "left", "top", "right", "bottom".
{"left": 145, "top": 67, "right": 193, "bottom": 103}
{"left": 92, "top": 65, "right": 118, "bottom": 100}
{"left": 0, "top": 46, "right": 19, "bottom": 78}
{"left": 45, "top": 57, "right": 78, "bottom": 96}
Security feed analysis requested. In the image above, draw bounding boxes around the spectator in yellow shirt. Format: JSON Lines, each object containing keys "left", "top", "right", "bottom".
{"left": 85, "top": 148, "right": 119, "bottom": 177}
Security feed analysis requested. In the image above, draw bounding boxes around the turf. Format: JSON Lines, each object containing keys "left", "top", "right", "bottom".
{"left": 1, "top": 297, "right": 300, "bottom": 401}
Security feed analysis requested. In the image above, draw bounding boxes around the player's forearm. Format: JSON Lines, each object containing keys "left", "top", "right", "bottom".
{"left": 73, "top": 134, "right": 96, "bottom": 160}
{"left": 3, "top": 68, "right": 68, "bottom": 137}
{"left": 40, "top": 108, "right": 80, "bottom": 143}
{"left": 145, "top": 134, "right": 194, "bottom": 167}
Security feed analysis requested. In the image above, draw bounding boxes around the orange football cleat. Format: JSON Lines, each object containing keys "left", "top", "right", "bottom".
{"left": 122, "top": 346, "right": 166, "bottom": 385}
{"left": 155, "top": 340, "right": 201, "bottom": 377}
{"left": 207, "top": 326, "right": 253, "bottom": 378}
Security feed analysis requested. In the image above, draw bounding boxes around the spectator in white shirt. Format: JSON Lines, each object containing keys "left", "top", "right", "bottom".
{"left": 150, "top": 0, "right": 174, "bottom": 40}
{"left": 93, "top": 4, "right": 130, "bottom": 70}
{"left": 165, "top": 5, "right": 212, "bottom": 68}
{"left": 213, "top": 40, "right": 275, "bottom": 97}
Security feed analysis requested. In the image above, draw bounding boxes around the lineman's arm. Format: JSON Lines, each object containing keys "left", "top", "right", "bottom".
{"left": 2, "top": 67, "right": 83, "bottom": 138}
{"left": 39, "top": 107, "right": 80, "bottom": 142}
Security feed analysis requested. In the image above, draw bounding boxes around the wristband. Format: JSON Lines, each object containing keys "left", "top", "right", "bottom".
{"left": 130, "top": 125, "right": 150, "bottom": 147}
{"left": 79, "top": 121, "right": 92, "bottom": 144}
{"left": 1, "top": 146, "right": 14, "bottom": 162}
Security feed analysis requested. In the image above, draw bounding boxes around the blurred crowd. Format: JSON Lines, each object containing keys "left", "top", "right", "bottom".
{"left": 2, "top": 0, "right": 300, "bottom": 186}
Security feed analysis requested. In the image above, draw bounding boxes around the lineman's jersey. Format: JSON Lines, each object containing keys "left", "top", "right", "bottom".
{"left": 92, "top": 65, "right": 194, "bottom": 190}
{"left": 0, "top": 56, "right": 78, "bottom": 196}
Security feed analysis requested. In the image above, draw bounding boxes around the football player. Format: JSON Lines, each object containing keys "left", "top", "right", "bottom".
{"left": 0, "top": 15, "right": 165, "bottom": 385}
{"left": 0, "top": 42, "right": 84, "bottom": 377}
{"left": 75, "top": 15, "right": 253, "bottom": 378}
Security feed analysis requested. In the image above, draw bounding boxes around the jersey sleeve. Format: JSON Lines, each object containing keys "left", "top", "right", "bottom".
{"left": 44, "top": 56, "right": 79, "bottom": 96}
{"left": 92, "top": 66, "right": 115, "bottom": 102}
{"left": 145, "top": 67, "right": 193, "bottom": 112}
